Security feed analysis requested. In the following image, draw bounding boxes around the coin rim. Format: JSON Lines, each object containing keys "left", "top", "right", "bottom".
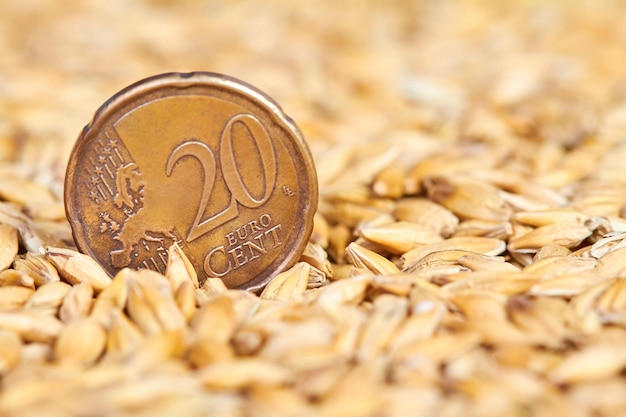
{"left": 65, "top": 71, "right": 318, "bottom": 292}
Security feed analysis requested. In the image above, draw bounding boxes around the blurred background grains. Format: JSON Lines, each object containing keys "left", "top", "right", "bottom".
{"left": 1, "top": 0, "right": 626, "bottom": 416}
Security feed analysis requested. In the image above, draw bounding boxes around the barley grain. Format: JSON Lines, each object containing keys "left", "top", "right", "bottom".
{"left": 345, "top": 242, "right": 400, "bottom": 275}
{"left": 199, "top": 358, "right": 293, "bottom": 389}
{"left": 0, "top": 310, "right": 63, "bottom": 343}
{"left": 59, "top": 281, "right": 93, "bottom": 323}
{"left": 0, "top": 286, "right": 34, "bottom": 311}
{"left": 44, "top": 247, "right": 111, "bottom": 292}
{"left": 24, "top": 280, "right": 71, "bottom": 311}
{"left": 356, "top": 294, "right": 408, "bottom": 361}
{"left": 54, "top": 319, "right": 106, "bottom": 365}
{"left": 457, "top": 254, "right": 521, "bottom": 272}
{"left": 2, "top": 2, "right": 626, "bottom": 416}
{"left": 299, "top": 243, "right": 333, "bottom": 278}
{"left": 425, "top": 176, "right": 513, "bottom": 222}
{"left": 453, "top": 219, "right": 512, "bottom": 240}
{"left": 107, "top": 308, "right": 144, "bottom": 355}
{"left": 174, "top": 280, "right": 197, "bottom": 323}
{"left": 508, "top": 222, "right": 592, "bottom": 252}
{"left": 514, "top": 209, "right": 588, "bottom": 227}
{"left": 13, "top": 253, "right": 60, "bottom": 286}
{"left": 0, "top": 329, "right": 21, "bottom": 375}
{"left": 549, "top": 345, "right": 626, "bottom": 384}
{"left": 165, "top": 242, "right": 198, "bottom": 291}
{"left": 359, "top": 221, "right": 442, "bottom": 254}
{"left": 402, "top": 237, "right": 506, "bottom": 270}
{"left": 0, "top": 224, "right": 18, "bottom": 271}
{"left": 394, "top": 198, "right": 459, "bottom": 237}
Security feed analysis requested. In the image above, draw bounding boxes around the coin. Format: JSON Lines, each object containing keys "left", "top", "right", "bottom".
{"left": 65, "top": 72, "right": 318, "bottom": 291}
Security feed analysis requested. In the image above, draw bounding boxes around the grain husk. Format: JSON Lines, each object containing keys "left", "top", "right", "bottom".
{"left": 2, "top": 1, "right": 626, "bottom": 416}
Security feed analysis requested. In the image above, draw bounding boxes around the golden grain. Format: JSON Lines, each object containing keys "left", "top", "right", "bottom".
{"left": 426, "top": 176, "right": 513, "bottom": 222}
{"left": 356, "top": 294, "right": 408, "bottom": 361}
{"left": 299, "top": 242, "right": 333, "bottom": 278}
{"left": 127, "top": 329, "right": 188, "bottom": 370}
{"left": 588, "top": 231, "right": 626, "bottom": 259}
{"left": 311, "top": 212, "right": 331, "bottom": 249}
{"left": 570, "top": 379, "right": 626, "bottom": 416}
{"left": 307, "top": 265, "right": 327, "bottom": 289}
{"left": 402, "top": 237, "right": 506, "bottom": 270}
{"left": 191, "top": 294, "right": 236, "bottom": 343}
{"left": 443, "top": 272, "right": 537, "bottom": 295}
{"left": 174, "top": 280, "right": 197, "bottom": 323}
{"left": 165, "top": 242, "right": 199, "bottom": 291}
{"left": 125, "top": 270, "right": 186, "bottom": 335}
{"left": 0, "top": 177, "right": 56, "bottom": 206}
{"left": 523, "top": 256, "right": 596, "bottom": 277}
{"left": 24, "top": 280, "right": 71, "bottom": 311}
{"left": 327, "top": 223, "right": 352, "bottom": 262}
{"left": 453, "top": 219, "right": 513, "bottom": 240}
{"left": 54, "top": 319, "right": 106, "bottom": 365}
{"left": 198, "top": 276, "right": 228, "bottom": 297}
{"left": 261, "top": 262, "right": 310, "bottom": 301}
{"left": 199, "top": 358, "right": 293, "bottom": 389}
{"left": 457, "top": 254, "right": 521, "bottom": 272}
{"left": 359, "top": 221, "right": 442, "bottom": 254}
{"left": 189, "top": 337, "right": 234, "bottom": 368}
{"left": 406, "top": 249, "right": 476, "bottom": 274}
{"left": 394, "top": 198, "right": 459, "bottom": 237}
{"left": 315, "top": 275, "right": 372, "bottom": 307}
{"left": 258, "top": 321, "right": 339, "bottom": 370}
{"left": 315, "top": 146, "right": 355, "bottom": 188}
{"left": 513, "top": 209, "right": 588, "bottom": 227}
{"left": 387, "top": 297, "right": 446, "bottom": 354}
{"left": 0, "top": 310, "right": 63, "bottom": 343}
{"left": 89, "top": 268, "right": 129, "bottom": 325}
{"left": 13, "top": 253, "right": 61, "bottom": 286}
{"left": 44, "top": 247, "right": 112, "bottom": 292}
{"left": 316, "top": 360, "right": 384, "bottom": 417}
{"left": 340, "top": 146, "right": 400, "bottom": 188}
{"left": 0, "top": 268, "right": 35, "bottom": 289}
{"left": 0, "top": 329, "right": 22, "bottom": 375}
{"left": 3, "top": 1, "right": 626, "bottom": 415}
{"left": 328, "top": 306, "right": 367, "bottom": 359}
{"left": 0, "top": 286, "right": 35, "bottom": 311}
{"left": 490, "top": 174, "right": 568, "bottom": 208}
{"left": 395, "top": 331, "right": 482, "bottom": 365}
{"left": 405, "top": 153, "right": 494, "bottom": 196}
{"left": 0, "top": 203, "right": 67, "bottom": 253}
{"left": 0, "top": 224, "right": 18, "bottom": 271}
{"left": 533, "top": 244, "right": 572, "bottom": 260}
{"left": 59, "top": 281, "right": 94, "bottom": 323}
{"left": 594, "top": 246, "right": 626, "bottom": 278}
{"left": 106, "top": 308, "right": 144, "bottom": 355}
{"left": 372, "top": 164, "right": 406, "bottom": 198}
{"left": 345, "top": 242, "right": 400, "bottom": 275}
{"left": 529, "top": 271, "right": 606, "bottom": 297}
{"left": 507, "top": 296, "right": 568, "bottom": 348}
{"left": 508, "top": 222, "right": 592, "bottom": 252}
{"left": 549, "top": 345, "right": 626, "bottom": 384}
{"left": 595, "top": 278, "right": 626, "bottom": 313}
{"left": 125, "top": 281, "right": 164, "bottom": 336}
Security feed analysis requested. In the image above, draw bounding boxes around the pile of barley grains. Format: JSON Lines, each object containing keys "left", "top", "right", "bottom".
{"left": 1, "top": 1, "right": 626, "bottom": 416}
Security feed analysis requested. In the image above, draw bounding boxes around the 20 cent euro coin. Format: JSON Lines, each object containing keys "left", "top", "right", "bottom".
{"left": 65, "top": 72, "right": 318, "bottom": 291}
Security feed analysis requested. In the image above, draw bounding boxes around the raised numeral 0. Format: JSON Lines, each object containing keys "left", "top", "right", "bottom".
{"left": 166, "top": 113, "right": 277, "bottom": 242}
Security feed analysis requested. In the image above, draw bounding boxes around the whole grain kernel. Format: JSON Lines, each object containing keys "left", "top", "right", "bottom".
{"left": 2, "top": 2, "right": 626, "bottom": 416}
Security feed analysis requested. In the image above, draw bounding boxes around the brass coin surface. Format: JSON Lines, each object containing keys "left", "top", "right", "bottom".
{"left": 65, "top": 72, "right": 318, "bottom": 291}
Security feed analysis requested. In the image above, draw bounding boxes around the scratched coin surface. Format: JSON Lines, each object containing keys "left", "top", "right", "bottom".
{"left": 65, "top": 72, "right": 318, "bottom": 291}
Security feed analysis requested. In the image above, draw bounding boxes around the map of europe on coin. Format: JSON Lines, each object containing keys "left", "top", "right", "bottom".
{"left": 65, "top": 72, "right": 318, "bottom": 291}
